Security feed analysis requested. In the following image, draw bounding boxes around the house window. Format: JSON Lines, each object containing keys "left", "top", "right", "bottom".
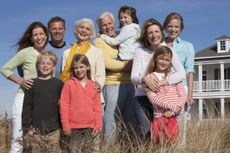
{"left": 224, "top": 68, "right": 230, "bottom": 79}
{"left": 220, "top": 41, "right": 226, "bottom": 50}
{"left": 203, "top": 70, "right": 207, "bottom": 80}
{"left": 214, "top": 69, "right": 220, "bottom": 80}
{"left": 214, "top": 68, "right": 230, "bottom": 79}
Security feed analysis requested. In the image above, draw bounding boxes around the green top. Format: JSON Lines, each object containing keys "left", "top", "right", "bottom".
{"left": 1, "top": 47, "right": 38, "bottom": 93}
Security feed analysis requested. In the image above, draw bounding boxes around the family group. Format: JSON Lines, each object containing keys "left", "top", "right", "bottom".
{"left": 1, "top": 5, "right": 195, "bottom": 153}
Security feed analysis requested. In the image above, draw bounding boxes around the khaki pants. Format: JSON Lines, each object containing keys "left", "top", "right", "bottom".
{"left": 24, "top": 129, "right": 61, "bottom": 153}
{"left": 68, "top": 128, "right": 100, "bottom": 153}
{"left": 177, "top": 111, "right": 188, "bottom": 145}
{"left": 177, "top": 86, "right": 189, "bottom": 145}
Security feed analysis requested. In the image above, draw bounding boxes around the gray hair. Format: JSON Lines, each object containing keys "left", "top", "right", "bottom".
{"left": 74, "top": 18, "right": 96, "bottom": 39}
{"left": 96, "top": 11, "right": 115, "bottom": 28}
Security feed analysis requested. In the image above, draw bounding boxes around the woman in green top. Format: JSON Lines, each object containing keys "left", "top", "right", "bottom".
{"left": 0, "top": 22, "right": 48, "bottom": 153}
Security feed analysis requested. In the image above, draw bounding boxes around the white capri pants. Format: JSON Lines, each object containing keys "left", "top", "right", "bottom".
{"left": 10, "top": 92, "right": 24, "bottom": 153}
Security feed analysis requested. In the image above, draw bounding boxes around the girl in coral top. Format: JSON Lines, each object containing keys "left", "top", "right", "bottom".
{"left": 60, "top": 54, "right": 102, "bottom": 152}
{"left": 145, "top": 46, "right": 187, "bottom": 143}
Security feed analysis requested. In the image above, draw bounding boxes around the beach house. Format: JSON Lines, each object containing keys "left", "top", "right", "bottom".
{"left": 192, "top": 35, "right": 230, "bottom": 120}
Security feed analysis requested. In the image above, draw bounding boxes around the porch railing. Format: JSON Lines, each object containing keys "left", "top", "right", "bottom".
{"left": 193, "top": 79, "right": 230, "bottom": 92}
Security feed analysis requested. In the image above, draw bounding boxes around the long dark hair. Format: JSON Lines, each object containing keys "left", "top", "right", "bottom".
{"left": 16, "top": 22, "right": 48, "bottom": 77}
{"left": 16, "top": 21, "right": 48, "bottom": 52}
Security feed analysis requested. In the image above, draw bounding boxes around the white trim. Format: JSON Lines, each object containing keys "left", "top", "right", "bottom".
{"left": 194, "top": 59, "right": 230, "bottom": 65}
{"left": 221, "top": 98, "right": 225, "bottom": 119}
{"left": 198, "top": 65, "right": 203, "bottom": 93}
{"left": 194, "top": 91, "right": 230, "bottom": 99}
{"left": 218, "top": 50, "right": 228, "bottom": 53}
{"left": 220, "top": 64, "right": 224, "bottom": 91}
{"left": 199, "top": 99, "right": 203, "bottom": 120}
{"left": 195, "top": 55, "right": 230, "bottom": 60}
{"left": 194, "top": 95, "right": 229, "bottom": 99}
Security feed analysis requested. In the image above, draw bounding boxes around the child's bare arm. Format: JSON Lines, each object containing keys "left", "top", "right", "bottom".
{"left": 92, "top": 128, "right": 102, "bottom": 137}
{"left": 63, "top": 129, "right": 71, "bottom": 136}
{"left": 158, "top": 78, "right": 169, "bottom": 87}
{"left": 26, "top": 128, "right": 35, "bottom": 136}
{"left": 163, "top": 111, "right": 175, "bottom": 118}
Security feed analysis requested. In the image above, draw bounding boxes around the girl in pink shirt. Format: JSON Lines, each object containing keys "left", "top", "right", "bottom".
{"left": 145, "top": 46, "right": 187, "bottom": 143}
{"left": 60, "top": 54, "right": 102, "bottom": 152}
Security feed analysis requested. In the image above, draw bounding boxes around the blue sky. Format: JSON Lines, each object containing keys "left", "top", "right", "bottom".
{"left": 0, "top": 0, "right": 230, "bottom": 115}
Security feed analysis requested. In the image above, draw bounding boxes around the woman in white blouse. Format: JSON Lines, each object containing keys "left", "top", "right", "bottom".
{"left": 131, "top": 18, "right": 185, "bottom": 139}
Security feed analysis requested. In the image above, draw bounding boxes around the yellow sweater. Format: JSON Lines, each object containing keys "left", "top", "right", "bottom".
{"left": 94, "top": 38, "right": 131, "bottom": 85}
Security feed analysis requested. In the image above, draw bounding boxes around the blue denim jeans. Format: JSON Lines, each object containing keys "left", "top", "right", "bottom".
{"left": 134, "top": 96, "right": 154, "bottom": 140}
{"left": 103, "top": 83, "right": 136, "bottom": 143}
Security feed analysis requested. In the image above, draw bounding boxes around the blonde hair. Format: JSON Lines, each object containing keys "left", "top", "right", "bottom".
{"left": 36, "top": 51, "right": 57, "bottom": 76}
{"left": 163, "top": 12, "right": 184, "bottom": 31}
{"left": 70, "top": 54, "right": 91, "bottom": 80}
{"left": 147, "top": 46, "right": 173, "bottom": 75}
{"left": 36, "top": 51, "right": 57, "bottom": 66}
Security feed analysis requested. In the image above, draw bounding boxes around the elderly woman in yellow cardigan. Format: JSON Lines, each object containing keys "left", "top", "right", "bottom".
{"left": 61, "top": 18, "right": 105, "bottom": 93}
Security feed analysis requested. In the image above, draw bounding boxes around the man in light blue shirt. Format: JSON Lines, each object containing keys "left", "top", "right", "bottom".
{"left": 45, "top": 16, "right": 71, "bottom": 77}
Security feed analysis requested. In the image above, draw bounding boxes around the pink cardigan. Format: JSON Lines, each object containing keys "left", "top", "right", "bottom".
{"left": 60, "top": 77, "right": 102, "bottom": 131}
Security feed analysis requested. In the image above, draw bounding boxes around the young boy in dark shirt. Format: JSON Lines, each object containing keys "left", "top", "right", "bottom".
{"left": 22, "top": 51, "right": 63, "bottom": 152}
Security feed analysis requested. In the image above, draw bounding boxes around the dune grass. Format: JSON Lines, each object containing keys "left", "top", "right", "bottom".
{"left": 1, "top": 115, "right": 230, "bottom": 153}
